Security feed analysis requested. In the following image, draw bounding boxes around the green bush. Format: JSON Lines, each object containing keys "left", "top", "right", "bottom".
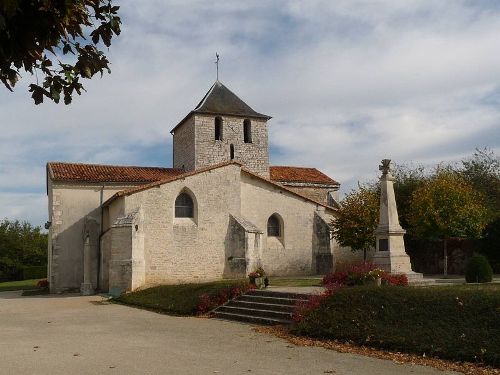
{"left": 23, "top": 266, "right": 46, "bottom": 280}
{"left": 292, "top": 285, "right": 500, "bottom": 366}
{"left": 465, "top": 255, "right": 493, "bottom": 283}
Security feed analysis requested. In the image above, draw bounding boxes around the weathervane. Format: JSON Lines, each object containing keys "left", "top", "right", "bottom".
{"left": 215, "top": 53, "right": 220, "bottom": 80}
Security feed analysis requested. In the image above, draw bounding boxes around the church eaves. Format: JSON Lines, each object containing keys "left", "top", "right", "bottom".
{"left": 171, "top": 80, "right": 271, "bottom": 133}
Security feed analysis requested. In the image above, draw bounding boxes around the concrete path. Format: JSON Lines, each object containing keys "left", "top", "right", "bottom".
{"left": 0, "top": 290, "right": 460, "bottom": 375}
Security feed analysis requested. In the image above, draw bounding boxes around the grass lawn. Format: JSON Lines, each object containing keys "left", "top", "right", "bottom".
{"left": 0, "top": 279, "right": 42, "bottom": 292}
{"left": 268, "top": 278, "right": 322, "bottom": 287}
{"left": 114, "top": 280, "right": 248, "bottom": 316}
{"left": 293, "top": 283, "right": 500, "bottom": 366}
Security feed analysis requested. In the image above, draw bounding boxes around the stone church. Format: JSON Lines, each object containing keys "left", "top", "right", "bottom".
{"left": 46, "top": 80, "right": 356, "bottom": 294}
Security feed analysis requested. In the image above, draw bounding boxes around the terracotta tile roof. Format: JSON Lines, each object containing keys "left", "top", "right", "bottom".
{"left": 47, "top": 162, "right": 184, "bottom": 183}
{"left": 270, "top": 166, "right": 339, "bottom": 185}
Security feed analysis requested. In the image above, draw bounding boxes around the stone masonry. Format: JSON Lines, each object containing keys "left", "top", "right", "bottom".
{"left": 173, "top": 114, "right": 270, "bottom": 178}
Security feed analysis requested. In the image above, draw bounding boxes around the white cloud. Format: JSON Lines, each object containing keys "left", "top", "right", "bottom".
{"left": 0, "top": 0, "right": 499, "bottom": 225}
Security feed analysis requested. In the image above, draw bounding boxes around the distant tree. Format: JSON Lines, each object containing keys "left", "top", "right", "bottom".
{"left": 0, "top": 219, "right": 47, "bottom": 281}
{"left": 330, "top": 186, "right": 379, "bottom": 261}
{"left": 408, "top": 171, "right": 489, "bottom": 276}
{"left": 392, "top": 163, "right": 428, "bottom": 230}
{"left": 0, "top": 0, "right": 121, "bottom": 104}
{"left": 458, "top": 148, "right": 500, "bottom": 219}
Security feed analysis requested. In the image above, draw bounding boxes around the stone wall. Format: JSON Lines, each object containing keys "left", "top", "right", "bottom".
{"left": 109, "top": 226, "right": 132, "bottom": 293}
{"left": 103, "top": 164, "right": 338, "bottom": 290}
{"left": 194, "top": 114, "right": 270, "bottom": 178}
{"left": 283, "top": 185, "right": 339, "bottom": 205}
{"left": 121, "top": 164, "right": 242, "bottom": 285}
{"left": 239, "top": 172, "right": 336, "bottom": 276}
{"left": 106, "top": 209, "right": 145, "bottom": 293}
{"left": 172, "top": 115, "right": 195, "bottom": 171}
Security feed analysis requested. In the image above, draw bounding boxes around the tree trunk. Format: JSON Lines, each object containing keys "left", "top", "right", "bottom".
{"left": 363, "top": 248, "right": 367, "bottom": 262}
{"left": 443, "top": 238, "right": 448, "bottom": 277}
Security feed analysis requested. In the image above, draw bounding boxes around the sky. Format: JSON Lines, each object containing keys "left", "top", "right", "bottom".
{"left": 1, "top": 0, "right": 500, "bottom": 227}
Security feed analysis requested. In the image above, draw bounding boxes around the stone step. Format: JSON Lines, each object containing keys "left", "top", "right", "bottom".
{"left": 237, "top": 294, "right": 301, "bottom": 306}
{"left": 211, "top": 290, "right": 312, "bottom": 325}
{"left": 227, "top": 300, "right": 295, "bottom": 313}
{"left": 213, "top": 311, "right": 291, "bottom": 326}
{"left": 216, "top": 305, "right": 293, "bottom": 320}
{"left": 246, "top": 289, "right": 309, "bottom": 300}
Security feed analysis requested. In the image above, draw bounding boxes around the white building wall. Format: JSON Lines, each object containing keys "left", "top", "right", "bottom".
{"left": 240, "top": 173, "right": 336, "bottom": 276}
{"left": 120, "top": 164, "right": 242, "bottom": 285}
{"left": 47, "top": 182, "right": 136, "bottom": 293}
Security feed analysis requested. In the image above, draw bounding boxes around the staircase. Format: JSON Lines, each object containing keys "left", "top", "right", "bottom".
{"left": 212, "top": 289, "right": 308, "bottom": 325}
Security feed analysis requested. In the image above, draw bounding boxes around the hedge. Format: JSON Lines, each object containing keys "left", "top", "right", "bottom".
{"left": 114, "top": 280, "right": 249, "bottom": 316}
{"left": 292, "top": 285, "right": 500, "bottom": 366}
{"left": 22, "top": 266, "right": 47, "bottom": 280}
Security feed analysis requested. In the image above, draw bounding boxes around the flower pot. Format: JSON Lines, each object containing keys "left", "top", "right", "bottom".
{"left": 255, "top": 277, "right": 264, "bottom": 289}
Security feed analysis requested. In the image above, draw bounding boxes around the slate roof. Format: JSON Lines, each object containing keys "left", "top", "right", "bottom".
{"left": 47, "top": 162, "right": 184, "bottom": 183}
{"left": 270, "top": 166, "right": 339, "bottom": 185}
{"left": 171, "top": 80, "right": 271, "bottom": 133}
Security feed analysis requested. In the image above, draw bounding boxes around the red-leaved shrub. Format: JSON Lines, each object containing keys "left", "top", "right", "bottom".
{"left": 381, "top": 273, "right": 409, "bottom": 286}
{"left": 322, "top": 262, "right": 409, "bottom": 288}
{"left": 196, "top": 284, "right": 255, "bottom": 314}
{"left": 37, "top": 279, "right": 49, "bottom": 289}
{"left": 293, "top": 285, "right": 340, "bottom": 322}
{"left": 296, "top": 262, "right": 409, "bottom": 323}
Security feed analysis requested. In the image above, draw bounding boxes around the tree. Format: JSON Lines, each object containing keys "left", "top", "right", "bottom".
{"left": 0, "top": 219, "right": 47, "bottom": 281}
{"left": 408, "top": 171, "right": 489, "bottom": 276}
{"left": 0, "top": 0, "right": 120, "bottom": 104}
{"left": 392, "top": 163, "right": 427, "bottom": 230}
{"left": 330, "top": 186, "right": 379, "bottom": 261}
{"left": 458, "top": 148, "right": 500, "bottom": 219}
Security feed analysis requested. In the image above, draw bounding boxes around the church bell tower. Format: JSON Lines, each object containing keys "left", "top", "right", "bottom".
{"left": 170, "top": 80, "right": 272, "bottom": 178}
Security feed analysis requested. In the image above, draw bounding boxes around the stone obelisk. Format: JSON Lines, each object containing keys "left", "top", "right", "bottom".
{"left": 372, "top": 159, "right": 423, "bottom": 282}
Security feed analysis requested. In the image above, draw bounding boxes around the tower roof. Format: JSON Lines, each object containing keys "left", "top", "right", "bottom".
{"left": 171, "top": 80, "right": 271, "bottom": 133}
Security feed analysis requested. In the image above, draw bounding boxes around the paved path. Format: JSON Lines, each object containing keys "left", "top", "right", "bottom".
{"left": 0, "top": 291, "right": 459, "bottom": 375}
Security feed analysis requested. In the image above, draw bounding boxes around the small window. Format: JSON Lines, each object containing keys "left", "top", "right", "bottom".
{"left": 327, "top": 191, "right": 335, "bottom": 206}
{"left": 175, "top": 193, "right": 194, "bottom": 218}
{"left": 243, "top": 119, "right": 252, "bottom": 143}
{"left": 267, "top": 215, "right": 281, "bottom": 237}
{"left": 215, "top": 117, "right": 223, "bottom": 140}
{"left": 230, "top": 144, "right": 235, "bottom": 160}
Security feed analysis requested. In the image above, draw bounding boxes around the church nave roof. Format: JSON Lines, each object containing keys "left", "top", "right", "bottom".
{"left": 47, "top": 162, "right": 184, "bottom": 184}
{"left": 270, "top": 166, "right": 339, "bottom": 186}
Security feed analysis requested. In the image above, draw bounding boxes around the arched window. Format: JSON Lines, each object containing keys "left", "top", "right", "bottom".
{"left": 175, "top": 193, "right": 194, "bottom": 218}
{"left": 243, "top": 119, "right": 252, "bottom": 143}
{"left": 230, "top": 144, "right": 235, "bottom": 160}
{"left": 267, "top": 214, "right": 281, "bottom": 237}
{"left": 215, "top": 117, "right": 223, "bottom": 140}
